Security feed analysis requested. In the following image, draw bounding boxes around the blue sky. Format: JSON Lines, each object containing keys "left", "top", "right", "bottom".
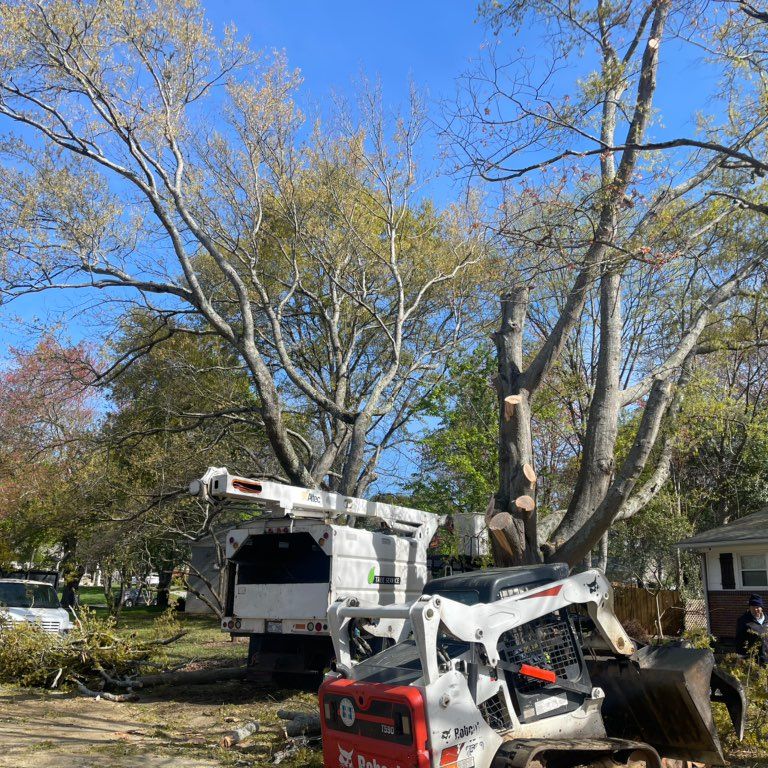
{"left": 0, "top": 3, "right": 722, "bottom": 360}
{"left": 0, "top": 2, "right": 491, "bottom": 360}
{"left": 206, "top": 2, "right": 489, "bottom": 104}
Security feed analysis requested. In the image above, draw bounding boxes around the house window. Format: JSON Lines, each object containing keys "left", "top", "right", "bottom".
{"left": 739, "top": 554, "right": 768, "bottom": 588}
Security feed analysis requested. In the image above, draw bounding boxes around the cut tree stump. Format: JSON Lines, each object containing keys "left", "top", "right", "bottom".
{"left": 503, "top": 394, "right": 522, "bottom": 420}
{"left": 488, "top": 512, "right": 513, "bottom": 530}
{"left": 515, "top": 495, "right": 536, "bottom": 513}
{"left": 522, "top": 463, "right": 537, "bottom": 484}
{"left": 484, "top": 495, "right": 496, "bottom": 524}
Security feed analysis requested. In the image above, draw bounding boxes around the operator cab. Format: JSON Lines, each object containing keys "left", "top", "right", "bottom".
{"left": 422, "top": 563, "right": 569, "bottom": 604}
{"left": 424, "top": 564, "right": 591, "bottom": 726}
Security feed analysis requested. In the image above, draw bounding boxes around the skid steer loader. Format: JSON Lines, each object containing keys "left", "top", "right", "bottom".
{"left": 319, "top": 564, "right": 745, "bottom": 768}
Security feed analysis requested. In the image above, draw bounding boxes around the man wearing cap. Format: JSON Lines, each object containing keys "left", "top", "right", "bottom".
{"left": 736, "top": 593, "right": 767, "bottom": 665}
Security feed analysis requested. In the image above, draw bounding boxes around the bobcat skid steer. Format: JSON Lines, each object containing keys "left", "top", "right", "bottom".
{"left": 319, "top": 565, "right": 745, "bottom": 768}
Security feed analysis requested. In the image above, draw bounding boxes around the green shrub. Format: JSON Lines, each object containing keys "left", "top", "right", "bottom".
{"left": 713, "top": 652, "right": 768, "bottom": 759}
{"left": 0, "top": 607, "right": 183, "bottom": 689}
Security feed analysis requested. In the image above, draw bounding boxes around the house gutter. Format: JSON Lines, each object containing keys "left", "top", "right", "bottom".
{"left": 677, "top": 537, "right": 768, "bottom": 551}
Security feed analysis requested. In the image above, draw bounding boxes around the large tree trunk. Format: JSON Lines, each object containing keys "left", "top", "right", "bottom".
{"left": 155, "top": 566, "right": 174, "bottom": 610}
{"left": 553, "top": 268, "right": 622, "bottom": 546}
{"left": 492, "top": 289, "right": 540, "bottom": 565}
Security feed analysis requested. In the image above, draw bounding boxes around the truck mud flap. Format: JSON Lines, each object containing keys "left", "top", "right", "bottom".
{"left": 247, "top": 633, "right": 333, "bottom": 688}
{"left": 587, "top": 646, "right": 745, "bottom": 766}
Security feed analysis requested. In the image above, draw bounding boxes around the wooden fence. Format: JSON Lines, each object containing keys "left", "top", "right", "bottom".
{"left": 612, "top": 585, "right": 685, "bottom": 637}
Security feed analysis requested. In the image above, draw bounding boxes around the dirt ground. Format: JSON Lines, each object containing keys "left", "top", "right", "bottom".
{"left": 0, "top": 680, "right": 323, "bottom": 768}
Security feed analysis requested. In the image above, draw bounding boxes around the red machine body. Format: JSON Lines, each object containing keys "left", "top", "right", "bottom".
{"left": 320, "top": 677, "right": 431, "bottom": 768}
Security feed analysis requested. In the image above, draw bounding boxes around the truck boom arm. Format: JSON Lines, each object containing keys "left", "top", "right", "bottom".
{"left": 189, "top": 466, "right": 442, "bottom": 540}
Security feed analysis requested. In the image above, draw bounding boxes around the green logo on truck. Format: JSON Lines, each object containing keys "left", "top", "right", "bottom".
{"left": 367, "top": 567, "right": 401, "bottom": 586}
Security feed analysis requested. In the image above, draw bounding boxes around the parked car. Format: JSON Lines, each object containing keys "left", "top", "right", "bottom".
{"left": 0, "top": 579, "right": 72, "bottom": 634}
{"left": 122, "top": 586, "right": 157, "bottom": 608}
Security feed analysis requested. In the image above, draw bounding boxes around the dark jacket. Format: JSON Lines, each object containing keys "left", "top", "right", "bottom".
{"left": 736, "top": 610, "right": 768, "bottom": 665}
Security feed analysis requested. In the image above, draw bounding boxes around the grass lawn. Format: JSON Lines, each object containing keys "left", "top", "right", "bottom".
{"left": 71, "top": 588, "right": 247, "bottom": 668}
{"left": 76, "top": 585, "right": 111, "bottom": 608}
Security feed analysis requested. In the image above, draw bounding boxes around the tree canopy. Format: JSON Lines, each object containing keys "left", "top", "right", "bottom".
{"left": 1, "top": 0, "right": 767, "bottom": 583}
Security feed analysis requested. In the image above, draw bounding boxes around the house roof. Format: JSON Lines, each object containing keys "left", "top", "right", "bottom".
{"left": 677, "top": 509, "right": 768, "bottom": 550}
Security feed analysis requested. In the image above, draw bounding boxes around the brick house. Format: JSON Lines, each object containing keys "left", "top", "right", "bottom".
{"left": 678, "top": 510, "right": 768, "bottom": 642}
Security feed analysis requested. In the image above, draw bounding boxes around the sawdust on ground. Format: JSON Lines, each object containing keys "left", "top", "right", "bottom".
{"left": 0, "top": 680, "right": 321, "bottom": 768}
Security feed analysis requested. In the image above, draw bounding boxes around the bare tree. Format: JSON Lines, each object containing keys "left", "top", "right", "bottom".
{"left": 0, "top": 0, "right": 489, "bottom": 497}
{"left": 449, "top": 1, "right": 768, "bottom": 566}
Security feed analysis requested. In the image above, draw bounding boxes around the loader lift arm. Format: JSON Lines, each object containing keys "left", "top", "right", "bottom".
{"left": 329, "top": 569, "right": 634, "bottom": 682}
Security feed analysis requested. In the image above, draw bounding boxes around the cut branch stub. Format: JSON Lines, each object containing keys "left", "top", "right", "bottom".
{"left": 522, "top": 463, "right": 537, "bottom": 485}
{"left": 503, "top": 394, "right": 522, "bottom": 421}
{"left": 484, "top": 494, "right": 496, "bottom": 523}
{"left": 489, "top": 511, "right": 513, "bottom": 530}
{"left": 515, "top": 495, "right": 536, "bottom": 513}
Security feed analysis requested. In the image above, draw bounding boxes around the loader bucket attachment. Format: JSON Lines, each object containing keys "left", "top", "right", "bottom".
{"left": 587, "top": 646, "right": 745, "bottom": 766}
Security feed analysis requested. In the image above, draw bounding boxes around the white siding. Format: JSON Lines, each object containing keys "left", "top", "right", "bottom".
{"left": 704, "top": 546, "right": 768, "bottom": 591}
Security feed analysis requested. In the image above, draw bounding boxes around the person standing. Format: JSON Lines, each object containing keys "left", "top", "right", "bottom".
{"left": 736, "top": 593, "right": 767, "bottom": 666}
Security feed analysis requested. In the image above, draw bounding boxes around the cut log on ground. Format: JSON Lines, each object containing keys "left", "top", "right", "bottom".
{"left": 136, "top": 665, "right": 250, "bottom": 688}
{"left": 277, "top": 709, "right": 321, "bottom": 737}
{"left": 220, "top": 720, "right": 260, "bottom": 748}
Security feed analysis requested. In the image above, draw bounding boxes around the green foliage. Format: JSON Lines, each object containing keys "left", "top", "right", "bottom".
{"left": 681, "top": 626, "right": 716, "bottom": 651}
{"left": 408, "top": 345, "right": 498, "bottom": 518}
{"left": 0, "top": 608, "right": 182, "bottom": 689}
{"left": 609, "top": 490, "right": 694, "bottom": 587}
{"left": 714, "top": 654, "right": 768, "bottom": 756}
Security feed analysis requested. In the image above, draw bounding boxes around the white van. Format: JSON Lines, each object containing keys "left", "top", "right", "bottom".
{"left": 0, "top": 579, "right": 72, "bottom": 634}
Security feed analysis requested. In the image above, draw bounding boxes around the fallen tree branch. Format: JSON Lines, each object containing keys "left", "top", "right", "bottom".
{"left": 95, "top": 664, "right": 138, "bottom": 689}
{"left": 50, "top": 668, "right": 63, "bottom": 689}
{"left": 277, "top": 709, "right": 321, "bottom": 737}
{"left": 144, "top": 630, "right": 189, "bottom": 647}
{"left": 135, "top": 665, "right": 250, "bottom": 688}
{"left": 272, "top": 735, "right": 322, "bottom": 764}
{"left": 71, "top": 679, "right": 140, "bottom": 702}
